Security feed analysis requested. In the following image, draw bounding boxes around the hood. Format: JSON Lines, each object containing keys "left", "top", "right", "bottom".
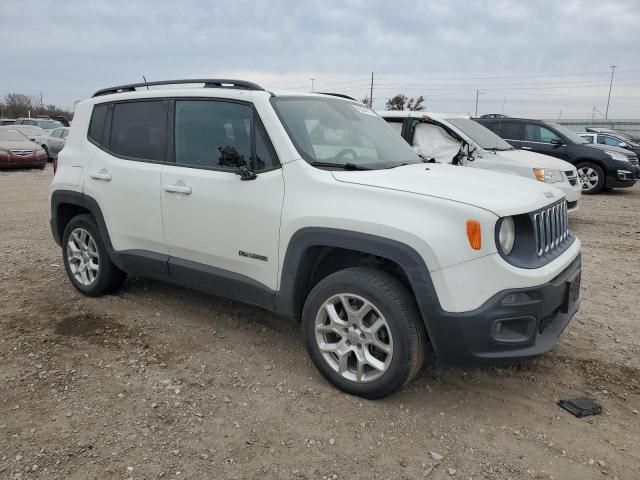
{"left": 0, "top": 140, "right": 41, "bottom": 151}
{"left": 485, "top": 149, "right": 576, "bottom": 171}
{"left": 583, "top": 143, "right": 637, "bottom": 157}
{"left": 332, "top": 163, "right": 564, "bottom": 217}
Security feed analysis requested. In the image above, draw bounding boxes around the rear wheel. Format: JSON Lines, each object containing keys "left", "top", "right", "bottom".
{"left": 302, "top": 267, "right": 426, "bottom": 398}
{"left": 576, "top": 162, "right": 605, "bottom": 194}
{"left": 62, "top": 214, "right": 126, "bottom": 296}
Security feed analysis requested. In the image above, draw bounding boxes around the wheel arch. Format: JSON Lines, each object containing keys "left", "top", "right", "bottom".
{"left": 50, "top": 190, "right": 116, "bottom": 260}
{"left": 276, "top": 228, "right": 441, "bottom": 338}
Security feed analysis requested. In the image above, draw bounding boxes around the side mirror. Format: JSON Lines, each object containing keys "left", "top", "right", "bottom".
{"left": 619, "top": 142, "right": 629, "bottom": 148}
{"left": 550, "top": 138, "right": 562, "bottom": 146}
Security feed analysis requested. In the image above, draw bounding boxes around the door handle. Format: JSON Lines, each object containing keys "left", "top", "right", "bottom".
{"left": 521, "top": 146, "right": 532, "bottom": 150}
{"left": 89, "top": 170, "right": 112, "bottom": 181}
{"left": 163, "top": 184, "right": 192, "bottom": 195}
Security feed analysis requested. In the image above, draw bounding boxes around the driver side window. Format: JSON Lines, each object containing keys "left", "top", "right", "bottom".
{"left": 524, "top": 124, "right": 560, "bottom": 143}
{"left": 174, "top": 100, "right": 278, "bottom": 171}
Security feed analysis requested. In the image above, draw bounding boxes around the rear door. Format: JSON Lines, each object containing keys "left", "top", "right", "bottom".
{"left": 520, "top": 123, "right": 568, "bottom": 160}
{"left": 83, "top": 100, "right": 168, "bottom": 257}
{"left": 160, "top": 98, "right": 284, "bottom": 291}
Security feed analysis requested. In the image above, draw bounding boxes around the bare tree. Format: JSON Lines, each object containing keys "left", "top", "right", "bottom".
{"left": 3, "top": 93, "right": 33, "bottom": 118}
{"left": 385, "top": 94, "right": 425, "bottom": 111}
{"left": 360, "top": 96, "right": 371, "bottom": 107}
{"left": 1, "top": 93, "right": 73, "bottom": 120}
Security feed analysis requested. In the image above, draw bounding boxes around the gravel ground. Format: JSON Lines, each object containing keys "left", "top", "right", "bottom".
{"left": 1, "top": 164, "right": 639, "bottom": 480}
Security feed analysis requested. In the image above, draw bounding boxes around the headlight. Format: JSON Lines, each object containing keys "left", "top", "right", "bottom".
{"left": 604, "top": 150, "right": 629, "bottom": 162}
{"left": 533, "top": 168, "right": 564, "bottom": 183}
{"left": 498, "top": 217, "right": 515, "bottom": 255}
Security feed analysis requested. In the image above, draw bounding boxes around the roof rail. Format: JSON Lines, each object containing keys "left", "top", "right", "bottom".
{"left": 92, "top": 79, "right": 265, "bottom": 97}
{"left": 316, "top": 92, "right": 357, "bottom": 101}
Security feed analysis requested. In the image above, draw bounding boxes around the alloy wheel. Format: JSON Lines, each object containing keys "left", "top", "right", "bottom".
{"left": 314, "top": 293, "right": 393, "bottom": 383}
{"left": 66, "top": 228, "right": 99, "bottom": 286}
{"left": 578, "top": 166, "right": 599, "bottom": 191}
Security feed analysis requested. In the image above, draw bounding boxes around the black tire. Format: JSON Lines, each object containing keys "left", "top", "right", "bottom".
{"left": 576, "top": 162, "right": 605, "bottom": 194}
{"left": 61, "top": 214, "right": 126, "bottom": 297}
{"left": 302, "top": 267, "right": 426, "bottom": 399}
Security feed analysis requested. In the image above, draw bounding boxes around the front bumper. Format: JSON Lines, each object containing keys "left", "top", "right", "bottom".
{"left": 425, "top": 255, "right": 581, "bottom": 367}
{"left": 0, "top": 154, "right": 47, "bottom": 168}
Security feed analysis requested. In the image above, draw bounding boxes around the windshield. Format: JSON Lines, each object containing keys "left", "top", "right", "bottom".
{"left": 0, "top": 129, "right": 29, "bottom": 141}
{"left": 547, "top": 123, "right": 589, "bottom": 144}
{"left": 36, "top": 120, "right": 63, "bottom": 129}
{"left": 445, "top": 118, "right": 513, "bottom": 151}
{"left": 271, "top": 97, "right": 420, "bottom": 169}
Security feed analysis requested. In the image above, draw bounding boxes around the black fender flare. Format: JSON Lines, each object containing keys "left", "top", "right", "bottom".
{"left": 50, "top": 190, "right": 118, "bottom": 264}
{"left": 275, "top": 227, "right": 441, "bottom": 338}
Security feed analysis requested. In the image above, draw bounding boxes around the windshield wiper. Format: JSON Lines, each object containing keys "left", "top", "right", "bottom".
{"left": 309, "top": 161, "right": 371, "bottom": 170}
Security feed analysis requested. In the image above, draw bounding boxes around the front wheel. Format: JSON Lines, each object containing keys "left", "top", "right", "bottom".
{"left": 576, "top": 162, "right": 605, "bottom": 194}
{"left": 302, "top": 267, "right": 426, "bottom": 399}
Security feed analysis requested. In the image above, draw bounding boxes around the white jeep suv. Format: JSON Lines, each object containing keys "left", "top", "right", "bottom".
{"left": 381, "top": 111, "right": 582, "bottom": 211}
{"left": 50, "top": 79, "right": 582, "bottom": 398}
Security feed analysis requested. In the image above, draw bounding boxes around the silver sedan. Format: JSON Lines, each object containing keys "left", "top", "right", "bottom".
{"left": 40, "top": 127, "right": 69, "bottom": 160}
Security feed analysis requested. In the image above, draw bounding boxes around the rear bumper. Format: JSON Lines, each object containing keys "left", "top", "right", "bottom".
{"left": 425, "top": 255, "right": 581, "bottom": 367}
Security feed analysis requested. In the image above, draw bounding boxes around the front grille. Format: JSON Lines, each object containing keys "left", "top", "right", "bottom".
{"left": 533, "top": 200, "right": 569, "bottom": 257}
{"left": 10, "top": 149, "right": 34, "bottom": 156}
{"left": 565, "top": 170, "right": 578, "bottom": 186}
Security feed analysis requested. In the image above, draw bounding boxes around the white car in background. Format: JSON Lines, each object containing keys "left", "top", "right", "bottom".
{"left": 1, "top": 124, "right": 47, "bottom": 143}
{"left": 380, "top": 111, "right": 582, "bottom": 211}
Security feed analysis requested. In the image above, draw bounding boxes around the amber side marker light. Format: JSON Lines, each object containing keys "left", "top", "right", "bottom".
{"left": 466, "top": 220, "right": 482, "bottom": 250}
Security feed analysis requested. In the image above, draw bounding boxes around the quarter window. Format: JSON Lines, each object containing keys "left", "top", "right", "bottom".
{"left": 88, "top": 104, "right": 108, "bottom": 145}
{"left": 174, "top": 100, "right": 277, "bottom": 171}
{"left": 109, "top": 101, "right": 166, "bottom": 161}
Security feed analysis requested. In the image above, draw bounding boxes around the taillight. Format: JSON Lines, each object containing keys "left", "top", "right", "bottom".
{"left": 53, "top": 158, "right": 58, "bottom": 174}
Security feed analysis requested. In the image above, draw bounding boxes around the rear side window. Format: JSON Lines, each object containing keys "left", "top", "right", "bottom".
{"left": 88, "top": 104, "right": 108, "bottom": 145}
{"left": 495, "top": 122, "right": 522, "bottom": 140}
{"left": 110, "top": 101, "right": 166, "bottom": 161}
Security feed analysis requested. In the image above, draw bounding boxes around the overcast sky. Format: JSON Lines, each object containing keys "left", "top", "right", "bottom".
{"left": 2, "top": 0, "right": 640, "bottom": 118}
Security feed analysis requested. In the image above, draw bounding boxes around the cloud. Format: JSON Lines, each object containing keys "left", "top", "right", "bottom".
{"left": 1, "top": 0, "right": 639, "bottom": 117}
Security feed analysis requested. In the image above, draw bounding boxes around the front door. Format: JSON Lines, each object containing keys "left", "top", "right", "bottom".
{"left": 521, "top": 123, "right": 568, "bottom": 160}
{"left": 160, "top": 99, "right": 284, "bottom": 291}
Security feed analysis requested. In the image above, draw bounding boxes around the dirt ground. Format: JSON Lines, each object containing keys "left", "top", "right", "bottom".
{"left": 1, "top": 164, "right": 639, "bottom": 480}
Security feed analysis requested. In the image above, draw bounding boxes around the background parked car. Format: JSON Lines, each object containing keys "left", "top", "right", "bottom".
{"left": 381, "top": 111, "right": 582, "bottom": 210}
{"left": 476, "top": 117, "right": 640, "bottom": 194}
{"left": 0, "top": 128, "right": 47, "bottom": 169}
{"left": 1, "top": 124, "right": 47, "bottom": 142}
{"left": 579, "top": 128, "right": 640, "bottom": 157}
{"left": 40, "top": 127, "right": 69, "bottom": 160}
{"left": 0, "top": 118, "right": 16, "bottom": 126}
{"left": 14, "top": 117, "right": 64, "bottom": 132}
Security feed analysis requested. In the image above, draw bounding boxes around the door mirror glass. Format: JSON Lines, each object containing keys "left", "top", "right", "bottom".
{"left": 619, "top": 142, "right": 629, "bottom": 148}
{"left": 550, "top": 138, "right": 562, "bottom": 146}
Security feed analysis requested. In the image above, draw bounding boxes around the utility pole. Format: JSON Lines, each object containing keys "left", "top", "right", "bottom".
{"left": 605, "top": 65, "right": 617, "bottom": 119}
{"left": 310, "top": 78, "right": 315, "bottom": 92}
{"left": 369, "top": 72, "right": 374, "bottom": 108}
{"left": 475, "top": 90, "right": 485, "bottom": 116}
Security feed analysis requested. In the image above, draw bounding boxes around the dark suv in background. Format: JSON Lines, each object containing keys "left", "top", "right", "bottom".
{"left": 476, "top": 117, "right": 639, "bottom": 194}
